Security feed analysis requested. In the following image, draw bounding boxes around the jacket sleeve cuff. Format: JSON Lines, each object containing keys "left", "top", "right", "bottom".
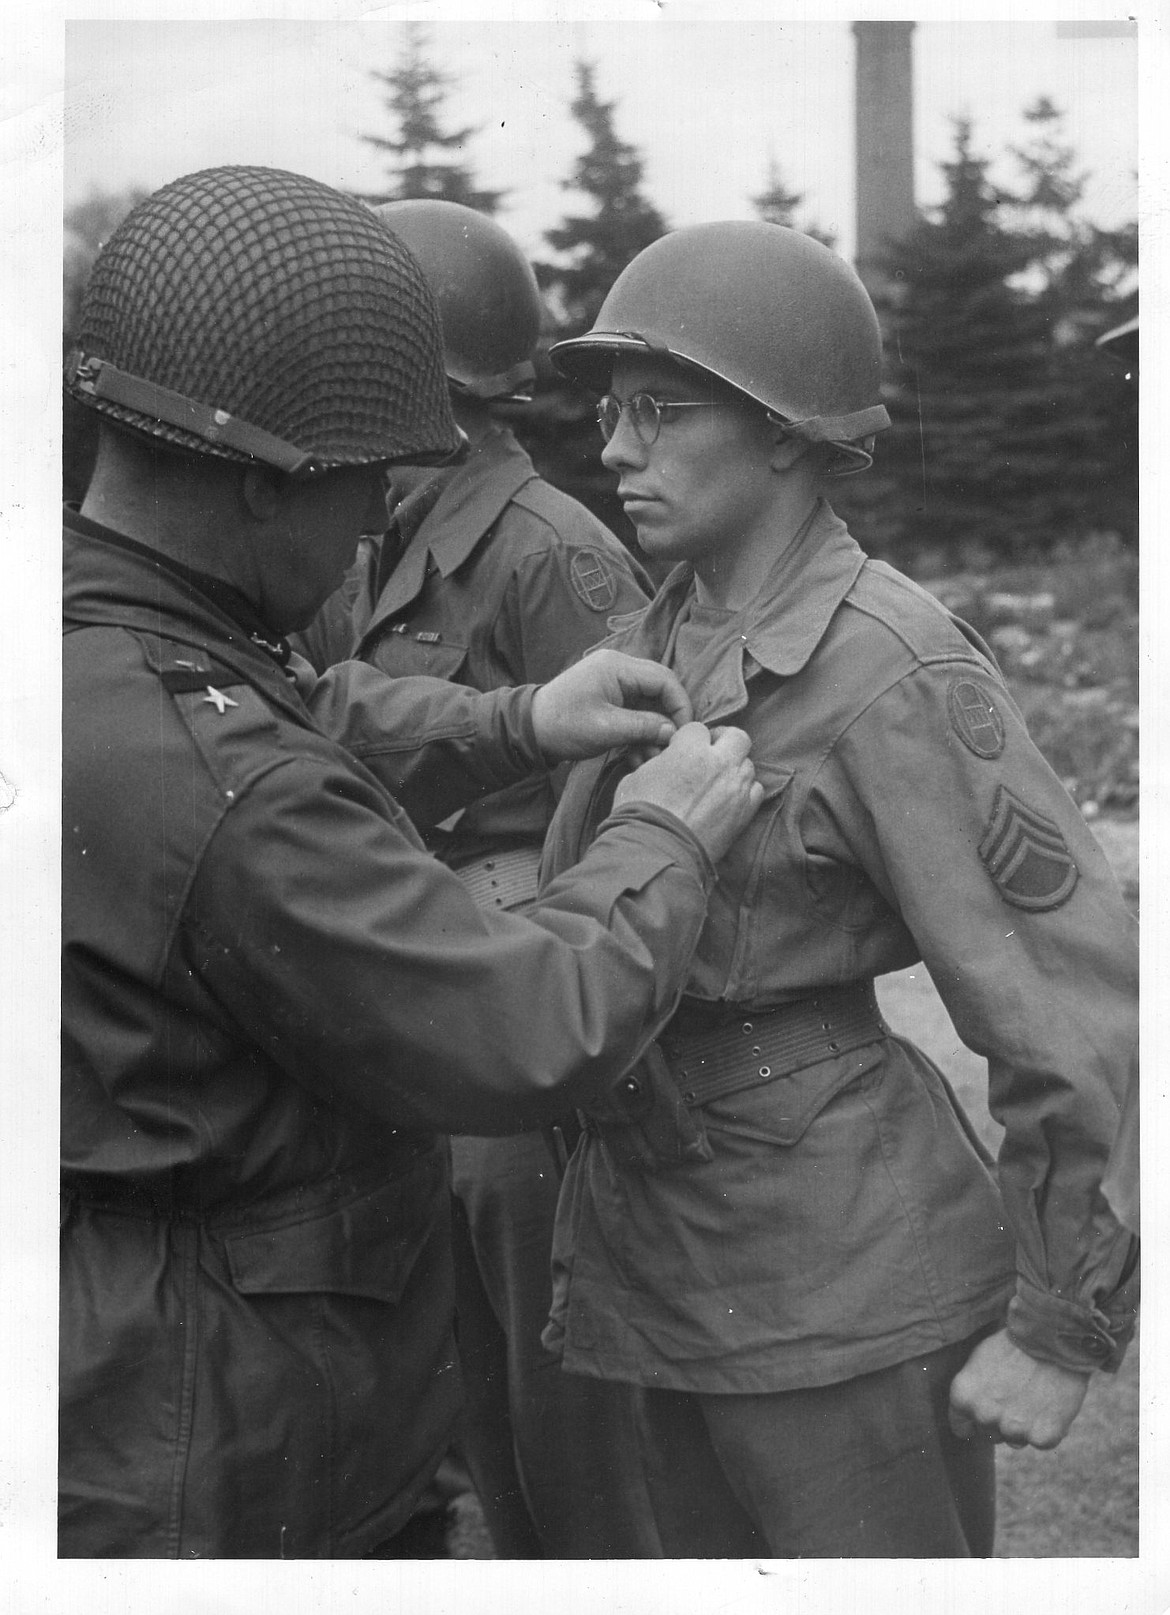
{"left": 492, "top": 684, "right": 545, "bottom": 776}
{"left": 595, "top": 801, "right": 717, "bottom": 892}
{"left": 1007, "top": 1271, "right": 1138, "bottom": 1374}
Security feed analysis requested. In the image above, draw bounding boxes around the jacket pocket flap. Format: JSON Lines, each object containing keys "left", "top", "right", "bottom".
{"left": 224, "top": 1157, "right": 443, "bottom": 1304}
{"left": 752, "top": 763, "right": 795, "bottom": 802}
{"left": 373, "top": 638, "right": 468, "bottom": 682}
{"left": 703, "top": 1043, "right": 884, "bottom": 1148}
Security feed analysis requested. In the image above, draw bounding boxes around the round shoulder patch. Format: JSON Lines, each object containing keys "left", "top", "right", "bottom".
{"left": 948, "top": 677, "right": 1005, "bottom": 759}
{"left": 569, "top": 548, "right": 618, "bottom": 613}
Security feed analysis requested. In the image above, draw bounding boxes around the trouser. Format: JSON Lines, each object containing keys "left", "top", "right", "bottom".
{"left": 450, "top": 1131, "right": 662, "bottom": 1558}
{"left": 635, "top": 1334, "right": 996, "bottom": 1558}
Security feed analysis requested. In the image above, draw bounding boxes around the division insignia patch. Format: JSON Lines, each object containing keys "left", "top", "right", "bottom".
{"left": 978, "top": 785, "right": 1079, "bottom": 911}
{"left": 569, "top": 549, "right": 618, "bottom": 612}
{"left": 948, "top": 678, "right": 1005, "bottom": 758}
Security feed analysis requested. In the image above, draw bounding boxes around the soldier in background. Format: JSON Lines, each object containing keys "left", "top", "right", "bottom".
{"left": 296, "top": 200, "right": 660, "bottom": 1557}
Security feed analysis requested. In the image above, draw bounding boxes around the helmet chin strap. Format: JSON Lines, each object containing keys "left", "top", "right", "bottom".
{"left": 66, "top": 351, "right": 319, "bottom": 477}
{"left": 68, "top": 351, "right": 471, "bottom": 478}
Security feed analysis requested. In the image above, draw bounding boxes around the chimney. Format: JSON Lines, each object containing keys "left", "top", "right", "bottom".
{"left": 852, "top": 22, "right": 916, "bottom": 290}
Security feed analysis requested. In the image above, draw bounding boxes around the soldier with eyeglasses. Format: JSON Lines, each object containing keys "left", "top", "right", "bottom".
{"left": 538, "top": 221, "right": 1139, "bottom": 1558}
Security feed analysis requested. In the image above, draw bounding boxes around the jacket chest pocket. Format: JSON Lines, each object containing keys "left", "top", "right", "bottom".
{"left": 370, "top": 632, "right": 469, "bottom": 684}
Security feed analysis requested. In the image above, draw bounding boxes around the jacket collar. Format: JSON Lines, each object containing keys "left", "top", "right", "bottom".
{"left": 621, "top": 500, "right": 867, "bottom": 723}
{"left": 63, "top": 507, "right": 311, "bottom": 724}
{"left": 361, "top": 427, "right": 538, "bottom": 633}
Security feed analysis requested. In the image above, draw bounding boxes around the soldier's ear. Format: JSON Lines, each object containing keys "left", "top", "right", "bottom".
{"left": 240, "top": 465, "right": 284, "bottom": 521}
{"left": 769, "top": 429, "right": 814, "bottom": 473}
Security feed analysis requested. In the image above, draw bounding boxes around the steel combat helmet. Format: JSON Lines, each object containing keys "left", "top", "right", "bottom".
{"left": 65, "top": 166, "right": 462, "bottom": 476}
{"left": 552, "top": 221, "right": 890, "bottom": 472}
{"left": 375, "top": 200, "right": 544, "bottom": 401}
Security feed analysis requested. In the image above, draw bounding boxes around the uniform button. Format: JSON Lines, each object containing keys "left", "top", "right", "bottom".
{"left": 682, "top": 1090, "right": 696, "bottom": 1104}
{"left": 621, "top": 1076, "right": 642, "bottom": 1097}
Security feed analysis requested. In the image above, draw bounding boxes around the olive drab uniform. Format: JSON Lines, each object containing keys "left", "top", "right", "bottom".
{"left": 60, "top": 510, "right": 716, "bottom": 1558}
{"left": 298, "top": 426, "right": 650, "bottom": 869}
{"left": 540, "top": 502, "right": 1137, "bottom": 1420}
{"left": 298, "top": 424, "right": 663, "bottom": 1558}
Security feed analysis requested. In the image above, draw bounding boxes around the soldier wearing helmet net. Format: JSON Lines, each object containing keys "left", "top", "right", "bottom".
{"left": 294, "top": 198, "right": 660, "bottom": 1557}
{"left": 539, "top": 221, "right": 1139, "bottom": 1557}
{"left": 58, "top": 168, "right": 765, "bottom": 1558}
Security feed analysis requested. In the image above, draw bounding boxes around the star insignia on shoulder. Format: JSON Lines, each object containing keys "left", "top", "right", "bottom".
{"left": 202, "top": 686, "right": 240, "bottom": 715}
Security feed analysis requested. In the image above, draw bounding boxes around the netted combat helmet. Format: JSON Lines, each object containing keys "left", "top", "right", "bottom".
{"left": 552, "top": 222, "right": 890, "bottom": 473}
{"left": 65, "top": 166, "right": 462, "bottom": 476}
{"left": 375, "top": 200, "right": 544, "bottom": 401}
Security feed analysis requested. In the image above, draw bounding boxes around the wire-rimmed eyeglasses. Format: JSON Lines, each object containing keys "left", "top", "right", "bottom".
{"left": 596, "top": 392, "right": 722, "bottom": 445}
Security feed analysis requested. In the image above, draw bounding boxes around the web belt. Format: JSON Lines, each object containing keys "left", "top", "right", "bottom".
{"left": 659, "top": 981, "right": 887, "bottom": 1110}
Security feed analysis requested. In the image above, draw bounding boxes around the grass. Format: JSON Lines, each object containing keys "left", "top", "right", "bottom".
{"left": 921, "top": 535, "right": 1139, "bottom": 819}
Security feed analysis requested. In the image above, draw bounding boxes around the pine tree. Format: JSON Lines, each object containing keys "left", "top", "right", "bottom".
{"left": 360, "top": 24, "right": 502, "bottom": 212}
{"left": 505, "top": 61, "right": 669, "bottom": 547}
{"left": 752, "top": 155, "right": 836, "bottom": 248}
{"left": 870, "top": 117, "right": 1067, "bottom": 561}
{"left": 537, "top": 60, "right": 668, "bottom": 334}
{"left": 1005, "top": 98, "right": 1136, "bottom": 542}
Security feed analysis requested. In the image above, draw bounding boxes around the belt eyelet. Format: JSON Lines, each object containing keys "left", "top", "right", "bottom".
{"left": 758, "top": 1065, "right": 771, "bottom": 1079}
{"left": 742, "top": 1021, "right": 753, "bottom": 1035}
{"left": 751, "top": 1046, "right": 762, "bottom": 1057}
{"left": 827, "top": 1041, "right": 840, "bottom": 1053}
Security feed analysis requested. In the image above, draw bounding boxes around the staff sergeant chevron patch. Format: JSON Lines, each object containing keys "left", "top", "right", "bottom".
{"left": 978, "top": 785, "right": 1079, "bottom": 911}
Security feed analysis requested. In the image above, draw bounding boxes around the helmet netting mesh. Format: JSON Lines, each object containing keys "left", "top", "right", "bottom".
{"left": 68, "top": 166, "right": 460, "bottom": 466}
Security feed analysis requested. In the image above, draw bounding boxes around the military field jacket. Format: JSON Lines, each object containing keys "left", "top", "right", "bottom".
{"left": 297, "top": 426, "right": 649, "bottom": 863}
{"left": 60, "top": 510, "right": 713, "bottom": 1557}
{"left": 541, "top": 501, "right": 1138, "bottom": 1393}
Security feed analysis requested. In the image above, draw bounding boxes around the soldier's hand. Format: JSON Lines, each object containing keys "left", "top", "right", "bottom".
{"left": 948, "top": 1328, "right": 1091, "bottom": 1450}
{"left": 614, "top": 724, "right": 764, "bottom": 863}
{"left": 532, "top": 651, "right": 694, "bottom": 761}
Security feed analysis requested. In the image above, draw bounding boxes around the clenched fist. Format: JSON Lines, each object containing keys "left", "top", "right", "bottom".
{"left": 948, "top": 1329, "right": 1091, "bottom": 1450}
